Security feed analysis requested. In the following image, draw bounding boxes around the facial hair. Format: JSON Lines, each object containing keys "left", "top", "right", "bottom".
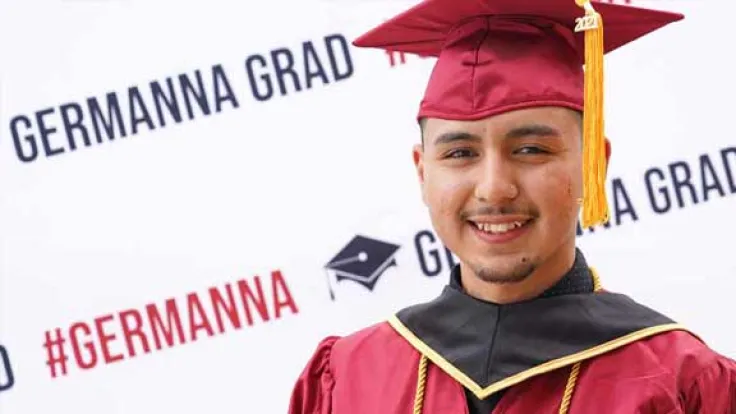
{"left": 461, "top": 203, "right": 541, "bottom": 284}
{"left": 471, "top": 258, "right": 537, "bottom": 284}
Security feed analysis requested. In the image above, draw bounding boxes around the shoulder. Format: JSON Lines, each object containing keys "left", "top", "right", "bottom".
{"left": 299, "top": 320, "right": 416, "bottom": 373}
{"left": 586, "top": 291, "right": 733, "bottom": 382}
{"left": 332, "top": 320, "right": 410, "bottom": 352}
{"left": 634, "top": 329, "right": 735, "bottom": 379}
{"left": 329, "top": 321, "right": 418, "bottom": 371}
{"left": 601, "top": 328, "right": 736, "bottom": 393}
{"left": 640, "top": 330, "right": 736, "bottom": 411}
{"left": 288, "top": 323, "right": 409, "bottom": 414}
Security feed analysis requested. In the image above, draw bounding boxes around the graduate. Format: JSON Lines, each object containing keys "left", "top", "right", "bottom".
{"left": 288, "top": 0, "right": 736, "bottom": 412}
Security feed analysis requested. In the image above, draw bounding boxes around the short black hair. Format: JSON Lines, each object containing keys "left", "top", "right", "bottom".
{"left": 418, "top": 118, "right": 427, "bottom": 145}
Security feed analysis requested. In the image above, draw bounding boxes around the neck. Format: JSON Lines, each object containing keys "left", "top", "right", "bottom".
{"left": 459, "top": 242, "right": 577, "bottom": 304}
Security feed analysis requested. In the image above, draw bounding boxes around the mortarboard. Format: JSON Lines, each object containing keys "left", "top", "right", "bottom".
{"left": 324, "top": 235, "right": 401, "bottom": 300}
{"left": 352, "top": 0, "right": 684, "bottom": 228}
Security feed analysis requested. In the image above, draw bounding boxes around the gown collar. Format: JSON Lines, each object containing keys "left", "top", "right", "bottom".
{"left": 389, "top": 248, "right": 684, "bottom": 399}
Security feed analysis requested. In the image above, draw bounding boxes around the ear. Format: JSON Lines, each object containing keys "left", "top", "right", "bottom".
{"left": 412, "top": 144, "right": 428, "bottom": 205}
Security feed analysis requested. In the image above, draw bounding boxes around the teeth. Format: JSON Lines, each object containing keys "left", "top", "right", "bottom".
{"left": 475, "top": 221, "right": 525, "bottom": 234}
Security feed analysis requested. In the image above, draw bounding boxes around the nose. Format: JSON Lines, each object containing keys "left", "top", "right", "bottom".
{"left": 473, "top": 156, "right": 519, "bottom": 203}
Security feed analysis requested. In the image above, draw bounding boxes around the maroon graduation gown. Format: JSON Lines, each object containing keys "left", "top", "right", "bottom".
{"left": 289, "top": 254, "right": 736, "bottom": 413}
{"left": 289, "top": 324, "right": 736, "bottom": 413}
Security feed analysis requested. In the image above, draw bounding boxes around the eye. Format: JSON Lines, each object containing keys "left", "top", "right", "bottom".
{"left": 444, "top": 148, "right": 477, "bottom": 159}
{"left": 514, "top": 146, "right": 549, "bottom": 155}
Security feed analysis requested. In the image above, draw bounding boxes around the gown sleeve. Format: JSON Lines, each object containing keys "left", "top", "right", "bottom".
{"left": 682, "top": 354, "right": 736, "bottom": 413}
{"left": 288, "top": 336, "right": 340, "bottom": 414}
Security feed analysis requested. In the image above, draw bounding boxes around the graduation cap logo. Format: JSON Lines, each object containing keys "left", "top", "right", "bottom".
{"left": 325, "top": 235, "right": 401, "bottom": 300}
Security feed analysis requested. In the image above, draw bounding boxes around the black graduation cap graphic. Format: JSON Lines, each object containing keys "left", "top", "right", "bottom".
{"left": 325, "top": 235, "right": 401, "bottom": 300}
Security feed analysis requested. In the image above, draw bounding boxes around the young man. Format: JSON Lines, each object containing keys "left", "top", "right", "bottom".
{"left": 288, "top": 0, "right": 736, "bottom": 412}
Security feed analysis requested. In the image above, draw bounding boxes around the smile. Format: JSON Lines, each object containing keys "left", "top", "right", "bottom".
{"left": 472, "top": 221, "right": 527, "bottom": 235}
{"left": 467, "top": 217, "right": 533, "bottom": 244}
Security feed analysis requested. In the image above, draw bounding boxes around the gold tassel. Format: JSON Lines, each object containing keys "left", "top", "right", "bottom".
{"left": 575, "top": 0, "right": 609, "bottom": 229}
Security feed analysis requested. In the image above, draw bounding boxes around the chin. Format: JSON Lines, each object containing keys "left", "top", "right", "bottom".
{"left": 469, "top": 255, "right": 539, "bottom": 285}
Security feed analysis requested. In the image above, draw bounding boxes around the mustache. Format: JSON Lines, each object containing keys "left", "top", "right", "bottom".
{"left": 460, "top": 205, "right": 539, "bottom": 219}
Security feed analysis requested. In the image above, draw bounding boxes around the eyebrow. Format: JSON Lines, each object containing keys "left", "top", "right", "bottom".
{"left": 504, "top": 124, "right": 561, "bottom": 139}
{"left": 432, "top": 131, "right": 482, "bottom": 146}
{"left": 431, "top": 123, "right": 561, "bottom": 147}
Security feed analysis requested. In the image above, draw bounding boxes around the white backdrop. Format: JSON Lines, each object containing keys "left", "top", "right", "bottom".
{"left": 0, "top": 0, "right": 734, "bottom": 413}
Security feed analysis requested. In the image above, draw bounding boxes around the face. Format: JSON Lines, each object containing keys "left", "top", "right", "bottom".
{"left": 413, "top": 106, "right": 588, "bottom": 284}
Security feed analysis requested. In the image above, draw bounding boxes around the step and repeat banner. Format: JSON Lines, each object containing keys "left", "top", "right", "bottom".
{"left": 0, "top": 0, "right": 734, "bottom": 412}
